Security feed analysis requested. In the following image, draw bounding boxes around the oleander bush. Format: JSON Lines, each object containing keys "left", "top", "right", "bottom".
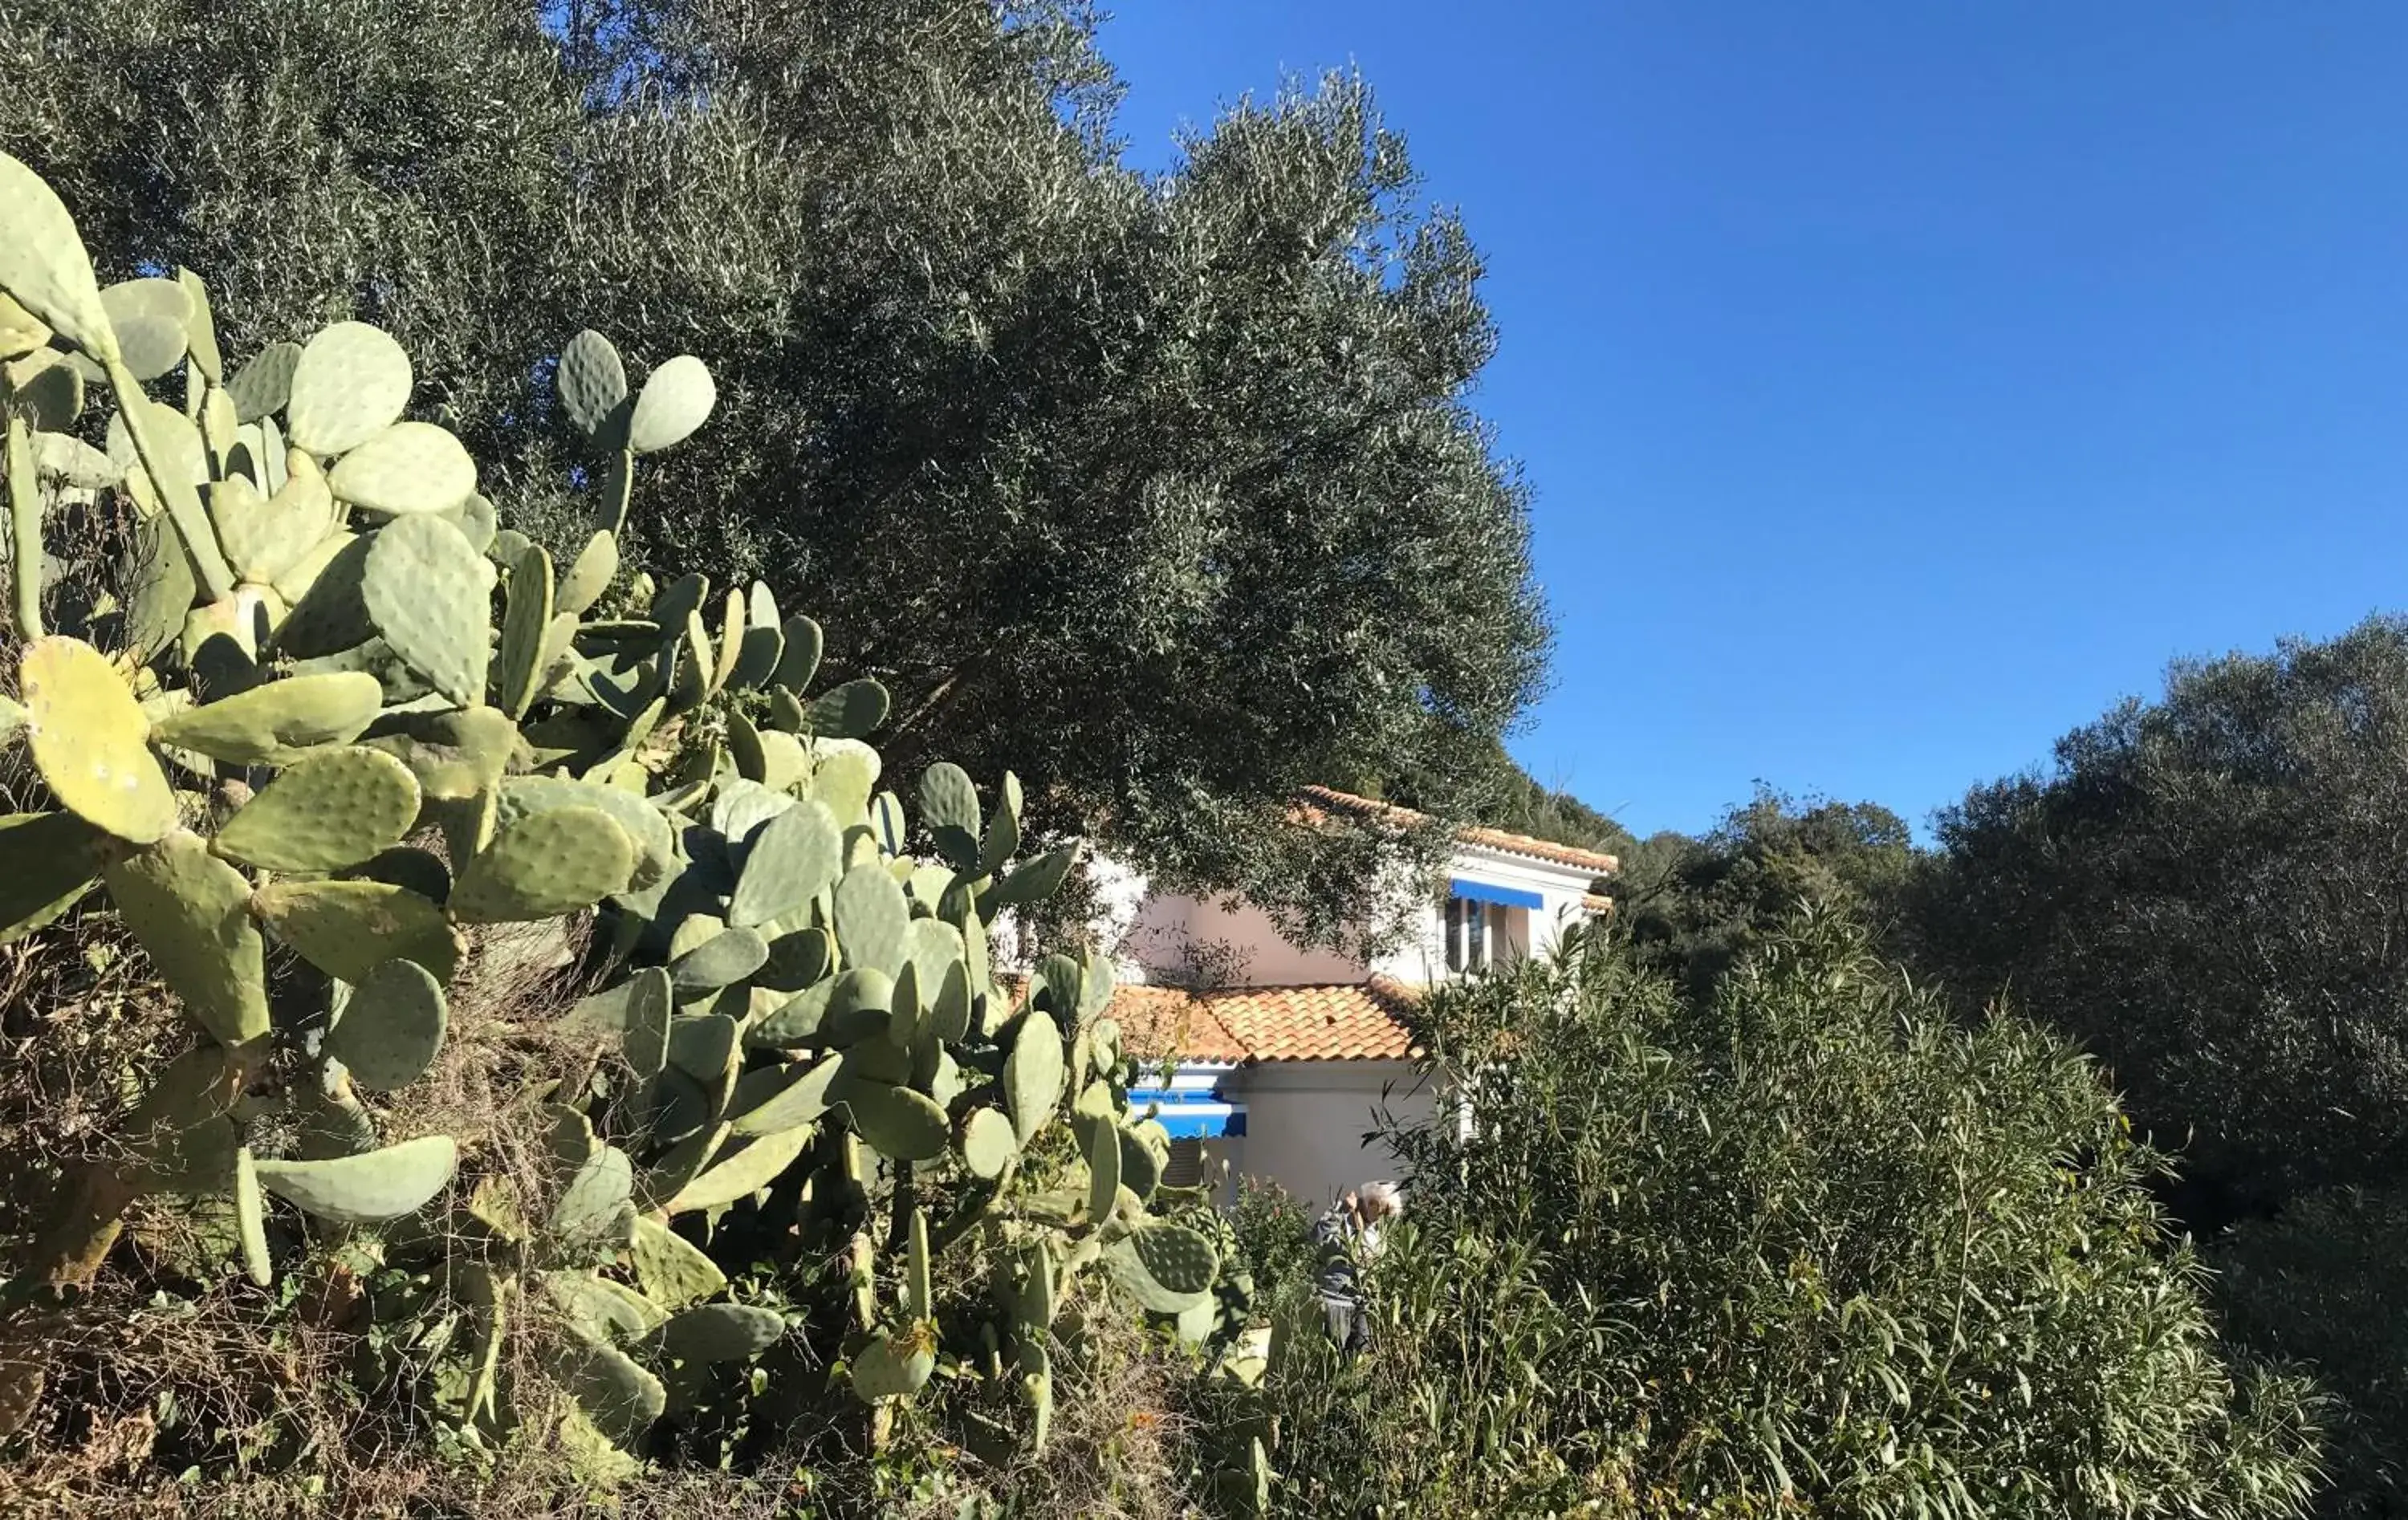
{"left": 1214, "top": 912, "right": 2328, "bottom": 1518}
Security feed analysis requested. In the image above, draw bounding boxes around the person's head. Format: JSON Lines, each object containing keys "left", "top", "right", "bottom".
{"left": 1355, "top": 1181, "right": 1405, "bottom": 1224}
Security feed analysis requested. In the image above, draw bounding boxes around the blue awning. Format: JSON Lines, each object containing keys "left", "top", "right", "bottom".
{"left": 1129, "top": 1087, "right": 1247, "bottom": 1139}
{"left": 1450, "top": 877, "right": 1543, "bottom": 910}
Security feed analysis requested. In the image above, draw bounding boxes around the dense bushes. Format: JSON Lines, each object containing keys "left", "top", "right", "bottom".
{"left": 2212, "top": 1189, "right": 2408, "bottom": 1520}
{"left": 1913, "top": 619, "right": 2408, "bottom": 1209}
{"left": 1235, "top": 915, "right": 2325, "bottom": 1518}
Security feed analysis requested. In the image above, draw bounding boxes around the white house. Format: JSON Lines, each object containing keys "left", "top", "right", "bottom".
{"left": 1071, "top": 787, "right": 1617, "bottom": 1210}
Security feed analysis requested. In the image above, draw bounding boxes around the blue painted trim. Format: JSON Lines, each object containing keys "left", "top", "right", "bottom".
{"left": 1450, "top": 877, "right": 1543, "bottom": 910}
{"left": 1158, "top": 1107, "right": 1244, "bottom": 1140}
{"left": 1130, "top": 1087, "right": 1247, "bottom": 1139}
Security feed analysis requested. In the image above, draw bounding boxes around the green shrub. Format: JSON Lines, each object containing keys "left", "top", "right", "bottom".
{"left": 1231, "top": 912, "right": 2326, "bottom": 1518}
{"left": 1227, "top": 1179, "right": 1318, "bottom": 1308}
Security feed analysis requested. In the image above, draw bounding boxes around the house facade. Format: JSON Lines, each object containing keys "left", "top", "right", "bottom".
{"left": 1069, "top": 788, "right": 1617, "bottom": 1210}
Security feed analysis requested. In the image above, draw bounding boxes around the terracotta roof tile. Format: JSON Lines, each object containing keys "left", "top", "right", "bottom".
{"left": 1296, "top": 786, "right": 1620, "bottom": 876}
{"left": 1109, "top": 978, "right": 1421, "bottom": 1063}
{"left": 1105, "top": 984, "right": 1251, "bottom": 1063}
{"left": 1581, "top": 892, "right": 1616, "bottom": 915}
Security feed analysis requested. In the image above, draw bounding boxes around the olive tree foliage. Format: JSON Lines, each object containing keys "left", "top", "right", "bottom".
{"left": 1911, "top": 617, "right": 2408, "bottom": 1208}
{"left": 1234, "top": 914, "right": 2325, "bottom": 1518}
{"left": 1, "top": 0, "right": 1548, "bottom": 949}
{"left": 1618, "top": 786, "right": 1916, "bottom": 1001}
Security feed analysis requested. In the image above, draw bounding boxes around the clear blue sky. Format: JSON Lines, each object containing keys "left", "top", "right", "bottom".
{"left": 1098, "top": 2, "right": 2408, "bottom": 841}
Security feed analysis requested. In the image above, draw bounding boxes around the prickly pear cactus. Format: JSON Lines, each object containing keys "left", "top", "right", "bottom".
{"left": 0, "top": 152, "right": 1235, "bottom": 1470}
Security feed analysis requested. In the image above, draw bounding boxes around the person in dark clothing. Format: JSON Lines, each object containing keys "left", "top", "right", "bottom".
{"left": 1312, "top": 1181, "right": 1403, "bottom": 1356}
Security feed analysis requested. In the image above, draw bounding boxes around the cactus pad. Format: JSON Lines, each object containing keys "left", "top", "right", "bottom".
{"left": 831, "top": 1074, "right": 948, "bottom": 1162}
{"left": 13, "top": 355, "right": 84, "bottom": 433}
{"left": 848, "top": 1330, "right": 934, "bottom": 1403}
{"left": 747, "top": 977, "right": 836, "bottom": 1049}
{"left": 627, "top": 354, "right": 715, "bottom": 454}
{"left": 824, "top": 967, "right": 896, "bottom": 1047}
{"left": 226, "top": 340, "right": 303, "bottom": 423}
{"left": 0, "top": 291, "right": 45, "bottom": 355}
{"left": 252, "top": 879, "right": 461, "bottom": 984}
{"left": 558, "top": 530, "right": 618, "bottom": 617}
{"left": 1104, "top": 1233, "right": 1213, "bottom": 1315}
{"left": 104, "top": 830, "right": 270, "bottom": 1049}
{"left": 730, "top": 1051, "right": 844, "bottom": 1137}
{"left": 1120, "top": 1123, "right": 1169, "bottom": 1201}
{"left": 327, "top": 420, "right": 475, "bottom": 517}
{"left": 217, "top": 451, "right": 336, "bottom": 585}
{"left": 666, "top": 1124, "right": 811, "bottom": 1215}
{"left": 622, "top": 965, "right": 673, "bottom": 1077}
{"left": 805, "top": 678, "right": 890, "bottom": 740}
{"left": 771, "top": 617, "right": 824, "bottom": 694}
{"left": 832, "top": 860, "right": 909, "bottom": 977}
{"left": 547, "top": 1273, "right": 667, "bottom": 1348}
{"left": 323, "top": 957, "right": 449, "bottom": 1091}
{"left": 551, "top": 1333, "right": 666, "bottom": 1449}
{"left": 917, "top": 762, "right": 981, "bottom": 869}
{"left": 1133, "top": 1222, "right": 1218, "bottom": 1295}
{"left": 494, "top": 542, "right": 555, "bottom": 717}
{"left": 212, "top": 746, "right": 421, "bottom": 872}
{"left": 99, "top": 279, "right": 189, "bottom": 384}
{"left": 495, "top": 776, "right": 674, "bottom": 892}
{"left": 628, "top": 1214, "right": 726, "bottom": 1310}
{"left": 1084, "top": 1113, "right": 1121, "bottom": 1224}
{"left": 449, "top": 806, "right": 636, "bottom": 923}
{"left": 0, "top": 152, "right": 116, "bottom": 361}
{"left": 0, "top": 811, "right": 107, "bottom": 946}
{"left": 268, "top": 531, "right": 372, "bottom": 644}
{"left": 551, "top": 1144, "right": 635, "bottom": 1236}
{"left": 283, "top": 321, "right": 411, "bottom": 455}
{"left": 556, "top": 329, "right": 628, "bottom": 439}
{"left": 709, "top": 587, "right": 744, "bottom": 694}
{"left": 959, "top": 1107, "right": 1018, "bottom": 1180}
{"left": 20, "top": 636, "right": 176, "bottom": 843}
{"left": 361, "top": 514, "right": 490, "bottom": 707}
{"left": 1005, "top": 1012, "right": 1065, "bottom": 1146}
{"left": 234, "top": 1146, "right": 271, "bottom": 1287}
{"left": 731, "top": 593, "right": 784, "bottom": 689}
{"left": 253, "top": 1135, "right": 457, "bottom": 1225}
{"left": 905, "top": 1209, "right": 932, "bottom": 1322}
{"left": 670, "top": 926, "right": 771, "bottom": 994}
{"left": 657, "top": 1303, "right": 785, "bottom": 1364}
{"left": 175, "top": 267, "right": 221, "bottom": 383}
{"left": 807, "top": 738, "right": 881, "bottom": 825}
{"left": 988, "top": 845, "right": 1078, "bottom": 912}
{"left": 728, "top": 799, "right": 842, "bottom": 929}
{"left": 151, "top": 671, "right": 384, "bottom": 766}
{"left": 905, "top": 916, "right": 966, "bottom": 996}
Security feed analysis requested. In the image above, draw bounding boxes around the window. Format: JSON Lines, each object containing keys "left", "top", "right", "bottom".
{"left": 1445, "top": 896, "right": 1499, "bottom": 973}
{"left": 1163, "top": 1138, "right": 1206, "bottom": 1189}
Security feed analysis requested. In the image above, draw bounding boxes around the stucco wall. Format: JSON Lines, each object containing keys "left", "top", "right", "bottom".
{"left": 1207, "top": 1060, "right": 1436, "bottom": 1209}
{"left": 1121, "top": 892, "right": 1369, "bottom": 986}
{"left": 1370, "top": 842, "right": 1599, "bottom": 984}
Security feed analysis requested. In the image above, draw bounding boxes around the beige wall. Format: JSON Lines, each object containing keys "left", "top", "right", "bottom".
{"left": 1202, "top": 1060, "right": 1436, "bottom": 1210}
{"left": 1123, "top": 892, "right": 1368, "bottom": 987}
